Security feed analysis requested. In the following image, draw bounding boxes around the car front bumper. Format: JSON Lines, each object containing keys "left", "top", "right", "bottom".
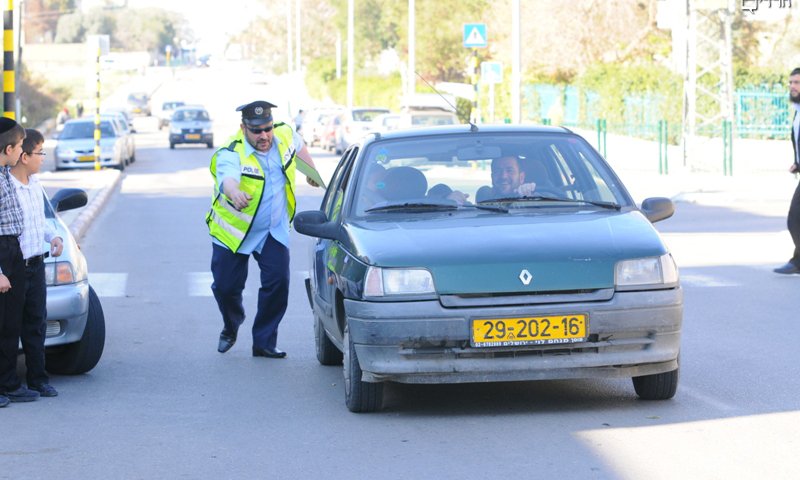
{"left": 33, "top": 281, "right": 89, "bottom": 348}
{"left": 170, "top": 133, "right": 213, "bottom": 145}
{"left": 343, "top": 288, "right": 682, "bottom": 384}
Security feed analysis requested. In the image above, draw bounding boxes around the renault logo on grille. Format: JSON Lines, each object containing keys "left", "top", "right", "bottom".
{"left": 519, "top": 269, "right": 533, "bottom": 285}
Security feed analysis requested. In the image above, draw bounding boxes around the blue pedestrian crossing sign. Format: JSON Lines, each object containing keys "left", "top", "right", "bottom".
{"left": 463, "top": 23, "right": 487, "bottom": 48}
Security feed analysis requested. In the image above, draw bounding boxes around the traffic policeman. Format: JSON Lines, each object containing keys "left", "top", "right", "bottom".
{"left": 207, "top": 100, "right": 320, "bottom": 358}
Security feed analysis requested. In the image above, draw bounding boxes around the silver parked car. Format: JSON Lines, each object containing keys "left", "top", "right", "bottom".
{"left": 39, "top": 188, "right": 106, "bottom": 375}
{"left": 54, "top": 118, "right": 126, "bottom": 171}
{"left": 169, "top": 105, "right": 213, "bottom": 149}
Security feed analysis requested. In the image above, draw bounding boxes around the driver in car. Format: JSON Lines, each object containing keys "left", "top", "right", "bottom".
{"left": 428, "top": 155, "right": 539, "bottom": 204}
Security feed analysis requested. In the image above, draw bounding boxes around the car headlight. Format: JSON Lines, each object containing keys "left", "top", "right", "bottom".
{"left": 170, "top": 126, "right": 181, "bottom": 134}
{"left": 615, "top": 253, "right": 679, "bottom": 291}
{"left": 364, "top": 267, "right": 436, "bottom": 297}
{"left": 56, "top": 148, "right": 75, "bottom": 158}
{"left": 101, "top": 146, "right": 115, "bottom": 155}
{"left": 203, "top": 127, "right": 213, "bottom": 134}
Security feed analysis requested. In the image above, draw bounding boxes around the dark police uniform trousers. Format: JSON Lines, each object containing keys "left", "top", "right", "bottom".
{"left": 0, "top": 235, "right": 25, "bottom": 392}
{"left": 210, "top": 234, "right": 290, "bottom": 350}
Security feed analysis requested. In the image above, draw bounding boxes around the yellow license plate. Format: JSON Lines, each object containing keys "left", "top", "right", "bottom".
{"left": 77, "top": 155, "right": 95, "bottom": 162}
{"left": 186, "top": 134, "right": 201, "bottom": 140}
{"left": 471, "top": 314, "right": 588, "bottom": 347}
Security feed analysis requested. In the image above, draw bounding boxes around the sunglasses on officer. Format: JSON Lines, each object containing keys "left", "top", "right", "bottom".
{"left": 245, "top": 124, "right": 274, "bottom": 134}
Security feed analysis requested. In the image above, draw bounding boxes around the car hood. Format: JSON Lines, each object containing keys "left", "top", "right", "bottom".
{"left": 344, "top": 210, "right": 668, "bottom": 294}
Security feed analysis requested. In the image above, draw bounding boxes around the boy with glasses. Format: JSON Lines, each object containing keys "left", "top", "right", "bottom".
{"left": 11, "top": 129, "right": 64, "bottom": 397}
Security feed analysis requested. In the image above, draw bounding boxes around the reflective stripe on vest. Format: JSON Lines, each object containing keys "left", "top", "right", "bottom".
{"left": 206, "top": 124, "right": 298, "bottom": 252}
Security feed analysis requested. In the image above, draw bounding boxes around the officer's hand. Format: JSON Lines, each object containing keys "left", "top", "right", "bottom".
{"left": 230, "top": 189, "right": 252, "bottom": 210}
{"left": 50, "top": 237, "right": 64, "bottom": 257}
{"left": 446, "top": 190, "right": 469, "bottom": 205}
{"left": 0, "top": 274, "right": 10, "bottom": 293}
{"left": 306, "top": 176, "right": 320, "bottom": 188}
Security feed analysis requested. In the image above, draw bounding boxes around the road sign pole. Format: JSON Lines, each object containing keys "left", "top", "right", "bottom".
{"left": 489, "top": 82, "right": 495, "bottom": 123}
{"left": 472, "top": 49, "right": 479, "bottom": 124}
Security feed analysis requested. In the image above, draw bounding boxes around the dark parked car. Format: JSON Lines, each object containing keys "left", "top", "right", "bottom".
{"left": 294, "top": 125, "right": 682, "bottom": 412}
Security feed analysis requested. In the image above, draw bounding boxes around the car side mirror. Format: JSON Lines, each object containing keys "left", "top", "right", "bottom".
{"left": 294, "top": 210, "right": 342, "bottom": 241}
{"left": 641, "top": 197, "right": 674, "bottom": 223}
{"left": 50, "top": 188, "right": 88, "bottom": 213}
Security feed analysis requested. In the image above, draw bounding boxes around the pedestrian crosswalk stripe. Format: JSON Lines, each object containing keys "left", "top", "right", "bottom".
{"left": 680, "top": 274, "right": 739, "bottom": 288}
{"left": 188, "top": 272, "right": 214, "bottom": 297}
{"left": 89, "top": 273, "right": 127, "bottom": 297}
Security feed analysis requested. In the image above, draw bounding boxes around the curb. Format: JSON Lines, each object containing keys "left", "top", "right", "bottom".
{"left": 68, "top": 171, "right": 123, "bottom": 240}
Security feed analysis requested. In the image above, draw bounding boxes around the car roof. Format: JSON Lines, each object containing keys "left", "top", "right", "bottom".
{"left": 363, "top": 124, "right": 572, "bottom": 142}
{"left": 174, "top": 105, "right": 208, "bottom": 112}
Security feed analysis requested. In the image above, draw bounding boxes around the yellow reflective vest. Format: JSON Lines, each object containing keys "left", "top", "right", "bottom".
{"left": 206, "top": 124, "right": 297, "bottom": 253}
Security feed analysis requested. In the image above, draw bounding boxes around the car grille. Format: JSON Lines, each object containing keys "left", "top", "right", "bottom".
{"left": 439, "top": 288, "right": 615, "bottom": 308}
{"left": 182, "top": 128, "right": 202, "bottom": 134}
{"left": 398, "top": 334, "right": 655, "bottom": 358}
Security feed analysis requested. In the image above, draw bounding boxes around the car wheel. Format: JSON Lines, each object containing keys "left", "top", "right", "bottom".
{"left": 315, "top": 313, "right": 342, "bottom": 366}
{"left": 170, "top": 143, "right": 175, "bottom": 150}
{"left": 114, "top": 160, "right": 125, "bottom": 171}
{"left": 45, "top": 286, "right": 106, "bottom": 375}
{"left": 632, "top": 366, "right": 679, "bottom": 400}
{"left": 130, "top": 152, "right": 135, "bottom": 163}
{"left": 207, "top": 141, "right": 214, "bottom": 149}
{"left": 343, "top": 323, "right": 383, "bottom": 412}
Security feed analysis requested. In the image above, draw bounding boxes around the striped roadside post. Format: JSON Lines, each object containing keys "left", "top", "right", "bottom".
{"left": 94, "top": 45, "right": 100, "bottom": 170}
{"left": 3, "top": 0, "right": 14, "bottom": 120}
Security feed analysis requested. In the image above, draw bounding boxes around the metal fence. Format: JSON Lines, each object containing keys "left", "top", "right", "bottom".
{"left": 522, "top": 83, "right": 792, "bottom": 142}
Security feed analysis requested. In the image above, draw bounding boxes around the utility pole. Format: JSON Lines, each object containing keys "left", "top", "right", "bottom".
{"left": 407, "top": 0, "right": 414, "bottom": 101}
{"left": 295, "top": 0, "right": 300, "bottom": 75}
{"left": 682, "top": 0, "right": 735, "bottom": 171}
{"left": 346, "top": 0, "right": 354, "bottom": 109}
{"left": 511, "top": 0, "right": 520, "bottom": 123}
{"left": 286, "top": 2, "right": 293, "bottom": 75}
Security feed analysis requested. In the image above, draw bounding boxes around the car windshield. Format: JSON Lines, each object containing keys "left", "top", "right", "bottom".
{"left": 353, "top": 109, "right": 389, "bottom": 122}
{"left": 172, "top": 109, "right": 209, "bottom": 122}
{"left": 60, "top": 121, "right": 116, "bottom": 139}
{"left": 351, "top": 131, "right": 629, "bottom": 216}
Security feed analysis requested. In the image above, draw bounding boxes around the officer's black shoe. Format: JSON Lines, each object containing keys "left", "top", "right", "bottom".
{"left": 252, "top": 347, "right": 287, "bottom": 359}
{"left": 4, "top": 386, "right": 39, "bottom": 402}
{"left": 0, "top": 394, "right": 9, "bottom": 407}
{"left": 217, "top": 331, "right": 237, "bottom": 353}
{"left": 773, "top": 262, "right": 800, "bottom": 274}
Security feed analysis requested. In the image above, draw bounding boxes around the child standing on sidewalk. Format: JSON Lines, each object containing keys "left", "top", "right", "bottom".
{"left": 0, "top": 118, "right": 39, "bottom": 407}
{"left": 10, "top": 129, "right": 63, "bottom": 398}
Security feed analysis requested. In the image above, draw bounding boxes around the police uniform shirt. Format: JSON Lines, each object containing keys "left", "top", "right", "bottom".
{"left": 214, "top": 128, "right": 305, "bottom": 254}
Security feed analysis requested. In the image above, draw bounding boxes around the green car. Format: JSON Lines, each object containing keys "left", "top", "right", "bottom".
{"left": 295, "top": 125, "right": 682, "bottom": 413}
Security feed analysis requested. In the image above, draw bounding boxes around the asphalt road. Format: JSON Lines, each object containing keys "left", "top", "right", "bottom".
{"left": 2, "top": 64, "right": 799, "bottom": 480}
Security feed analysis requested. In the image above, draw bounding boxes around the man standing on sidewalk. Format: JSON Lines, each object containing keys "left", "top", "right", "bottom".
{"left": 775, "top": 67, "right": 800, "bottom": 274}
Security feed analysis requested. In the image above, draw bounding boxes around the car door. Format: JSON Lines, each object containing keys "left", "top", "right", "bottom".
{"left": 313, "top": 147, "right": 357, "bottom": 341}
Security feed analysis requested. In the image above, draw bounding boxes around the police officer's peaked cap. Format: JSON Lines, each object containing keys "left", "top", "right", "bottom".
{"left": 236, "top": 100, "right": 277, "bottom": 126}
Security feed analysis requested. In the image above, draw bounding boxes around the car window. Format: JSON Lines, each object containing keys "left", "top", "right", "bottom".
{"left": 321, "top": 149, "right": 357, "bottom": 221}
{"left": 352, "top": 132, "right": 630, "bottom": 215}
{"left": 60, "top": 121, "right": 115, "bottom": 139}
{"left": 173, "top": 109, "right": 209, "bottom": 122}
{"left": 352, "top": 110, "right": 390, "bottom": 122}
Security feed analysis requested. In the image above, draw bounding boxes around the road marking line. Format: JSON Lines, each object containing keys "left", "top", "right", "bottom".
{"left": 89, "top": 273, "right": 127, "bottom": 297}
{"left": 680, "top": 273, "right": 740, "bottom": 288}
{"left": 188, "top": 272, "right": 214, "bottom": 297}
{"left": 679, "top": 385, "right": 737, "bottom": 412}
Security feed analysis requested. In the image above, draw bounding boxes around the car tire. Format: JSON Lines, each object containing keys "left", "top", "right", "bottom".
{"left": 315, "top": 314, "right": 342, "bottom": 366}
{"left": 170, "top": 143, "right": 175, "bottom": 150}
{"left": 632, "top": 366, "right": 679, "bottom": 400}
{"left": 343, "top": 323, "right": 383, "bottom": 412}
{"left": 207, "top": 141, "right": 214, "bottom": 149}
{"left": 130, "top": 152, "right": 135, "bottom": 163}
{"left": 45, "top": 286, "right": 106, "bottom": 375}
{"left": 114, "top": 160, "right": 125, "bottom": 171}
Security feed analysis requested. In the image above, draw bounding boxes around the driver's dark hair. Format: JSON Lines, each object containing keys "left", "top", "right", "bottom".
{"left": 791, "top": 67, "right": 800, "bottom": 76}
